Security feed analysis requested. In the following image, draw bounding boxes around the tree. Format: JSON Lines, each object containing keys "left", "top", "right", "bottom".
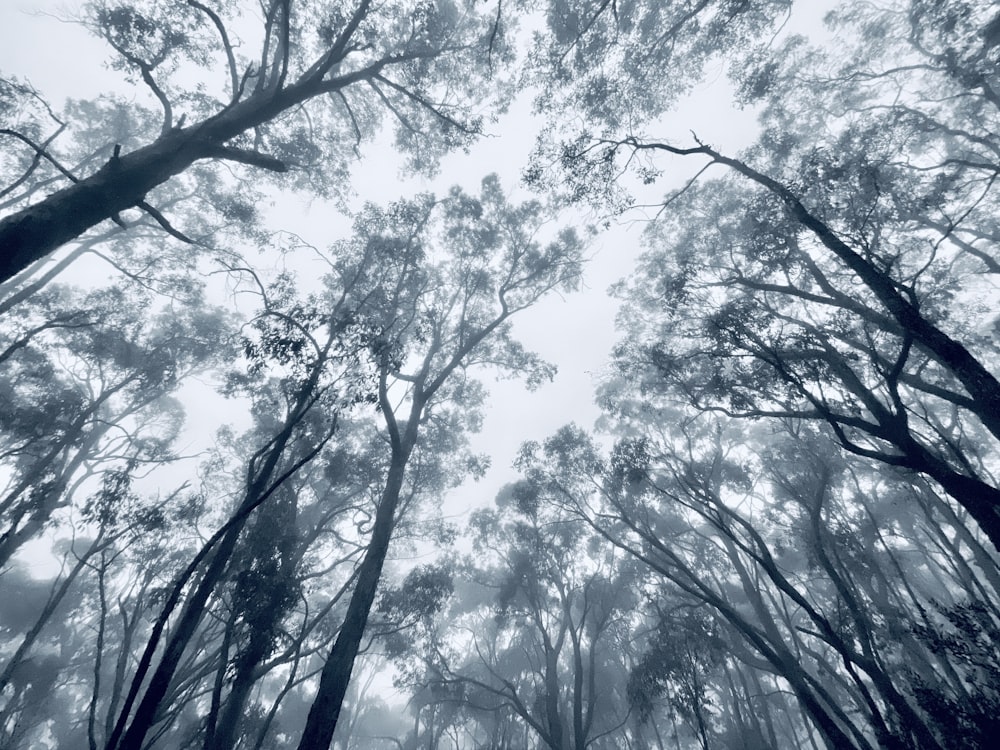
{"left": 546, "top": 0, "right": 1000, "bottom": 550}
{"left": 396, "top": 482, "right": 637, "bottom": 750}
{"left": 16, "top": 175, "right": 583, "bottom": 750}
{"left": 0, "top": 280, "right": 231, "bottom": 567}
{"left": 105, "top": 222, "right": 394, "bottom": 750}
{"left": 0, "top": 0, "right": 515, "bottom": 284}
{"left": 517, "top": 8, "right": 1000, "bottom": 739}
{"left": 297, "top": 175, "right": 584, "bottom": 748}
{"left": 628, "top": 607, "right": 730, "bottom": 750}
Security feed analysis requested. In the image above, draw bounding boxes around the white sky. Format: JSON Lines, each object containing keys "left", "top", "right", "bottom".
{"left": 0, "top": 1, "right": 835, "bottom": 575}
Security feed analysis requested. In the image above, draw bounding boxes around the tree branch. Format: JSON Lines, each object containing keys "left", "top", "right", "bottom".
{"left": 186, "top": 0, "right": 239, "bottom": 99}
{"left": 0, "top": 124, "right": 69, "bottom": 200}
{"left": 135, "top": 200, "right": 198, "bottom": 244}
{"left": 207, "top": 145, "right": 288, "bottom": 172}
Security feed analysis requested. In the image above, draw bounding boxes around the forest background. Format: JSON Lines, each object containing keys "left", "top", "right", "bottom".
{"left": 0, "top": 1, "right": 998, "bottom": 749}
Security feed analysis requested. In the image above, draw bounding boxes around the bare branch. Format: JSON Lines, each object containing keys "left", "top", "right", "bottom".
{"left": 186, "top": 0, "right": 239, "bottom": 98}
{"left": 135, "top": 200, "right": 198, "bottom": 244}
{"left": 373, "top": 73, "right": 479, "bottom": 135}
{"left": 487, "top": 0, "right": 503, "bottom": 70}
{"left": 367, "top": 79, "right": 420, "bottom": 135}
{"left": 257, "top": 0, "right": 283, "bottom": 92}
{"left": 0, "top": 126, "right": 77, "bottom": 186}
{"left": 277, "top": 0, "right": 291, "bottom": 88}
{"left": 208, "top": 145, "right": 288, "bottom": 172}
{"left": 100, "top": 33, "right": 174, "bottom": 133}
{"left": 303, "top": 0, "right": 374, "bottom": 81}
{"left": 0, "top": 124, "right": 69, "bottom": 200}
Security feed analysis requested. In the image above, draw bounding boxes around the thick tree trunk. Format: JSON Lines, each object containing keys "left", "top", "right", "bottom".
{"left": 929, "top": 470, "right": 1000, "bottom": 553}
{"left": 0, "top": 128, "right": 208, "bottom": 283}
{"left": 543, "top": 643, "right": 565, "bottom": 750}
{"left": 0, "top": 80, "right": 327, "bottom": 285}
{"left": 0, "top": 0, "right": 391, "bottom": 287}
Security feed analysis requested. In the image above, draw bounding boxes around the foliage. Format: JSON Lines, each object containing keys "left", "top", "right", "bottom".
{"left": 2, "top": 2, "right": 1000, "bottom": 749}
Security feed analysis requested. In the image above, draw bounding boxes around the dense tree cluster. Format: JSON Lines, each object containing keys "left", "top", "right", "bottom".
{"left": 1, "top": 1, "right": 998, "bottom": 748}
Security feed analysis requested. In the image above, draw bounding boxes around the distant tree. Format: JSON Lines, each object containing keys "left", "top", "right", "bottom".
{"left": 396, "top": 482, "right": 637, "bottom": 750}
{"left": 0, "top": 281, "right": 231, "bottom": 566}
{"left": 628, "top": 607, "right": 729, "bottom": 750}
{"left": 330, "top": 656, "right": 413, "bottom": 750}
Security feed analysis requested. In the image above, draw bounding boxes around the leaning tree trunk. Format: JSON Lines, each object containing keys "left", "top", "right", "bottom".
{"left": 0, "top": 87, "right": 302, "bottom": 285}
{"left": 0, "top": 0, "right": 385, "bottom": 288}
{"left": 295, "top": 436, "right": 413, "bottom": 750}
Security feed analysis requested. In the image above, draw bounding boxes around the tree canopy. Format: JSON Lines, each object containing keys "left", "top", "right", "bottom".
{"left": 1, "top": 1, "right": 998, "bottom": 749}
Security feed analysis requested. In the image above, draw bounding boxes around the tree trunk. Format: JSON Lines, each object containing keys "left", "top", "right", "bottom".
{"left": 295, "top": 446, "right": 411, "bottom": 749}
{"left": 0, "top": 81, "right": 321, "bottom": 284}
{"left": 108, "top": 381, "right": 321, "bottom": 750}
{"left": 0, "top": 127, "right": 210, "bottom": 283}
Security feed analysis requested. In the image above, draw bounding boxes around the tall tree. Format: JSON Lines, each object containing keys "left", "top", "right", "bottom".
{"left": 0, "top": 0, "right": 515, "bottom": 284}
{"left": 297, "top": 175, "right": 584, "bottom": 748}
{"left": 545, "top": 0, "right": 1000, "bottom": 550}
{"left": 105, "top": 230, "right": 391, "bottom": 750}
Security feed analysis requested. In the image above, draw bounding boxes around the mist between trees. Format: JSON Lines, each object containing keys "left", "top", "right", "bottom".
{"left": 1, "top": 1, "right": 999, "bottom": 748}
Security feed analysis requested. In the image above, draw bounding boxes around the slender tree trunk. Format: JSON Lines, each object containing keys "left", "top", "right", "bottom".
{"left": 612, "top": 516, "right": 872, "bottom": 750}
{"left": 105, "top": 589, "right": 145, "bottom": 743}
{"left": 0, "top": 536, "right": 103, "bottom": 693}
{"left": 295, "top": 447, "right": 410, "bottom": 749}
{"left": 111, "top": 513, "right": 250, "bottom": 750}
{"left": 567, "top": 618, "right": 586, "bottom": 750}
{"left": 88, "top": 552, "right": 108, "bottom": 750}
{"left": 110, "top": 437, "right": 317, "bottom": 748}
{"left": 202, "top": 607, "right": 236, "bottom": 750}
